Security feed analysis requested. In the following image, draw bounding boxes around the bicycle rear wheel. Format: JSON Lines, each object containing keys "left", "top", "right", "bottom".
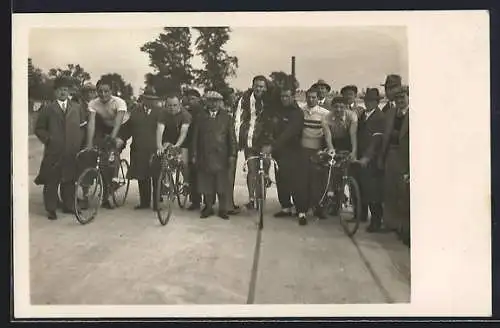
{"left": 155, "top": 170, "right": 175, "bottom": 226}
{"left": 339, "top": 176, "right": 362, "bottom": 237}
{"left": 175, "top": 169, "right": 188, "bottom": 209}
{"left": 74, "top": 168, "right": 103, "bottom": 225}
{"left": 112, "top": 159, "right": 130, "bottom": 207}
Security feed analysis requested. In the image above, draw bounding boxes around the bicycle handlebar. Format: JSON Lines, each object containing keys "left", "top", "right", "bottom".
{"left": 243, "top": 153, "right": 279, "bottom": 172}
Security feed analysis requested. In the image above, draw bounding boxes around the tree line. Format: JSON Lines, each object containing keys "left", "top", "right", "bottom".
{"left": 28, "top": 27, "right": 300, "bottom": 111}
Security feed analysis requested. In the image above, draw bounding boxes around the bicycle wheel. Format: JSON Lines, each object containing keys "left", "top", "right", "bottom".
{"left": 257, "top": 173, "right": 266, "bottom": 230}
{"left": 155, "top": 170, "right": 175, "bottom": 226}
{"left": 112, "top": 159, "right": 130, "bottom": 207}
{"left": 175, "top": 169, "right": 188, "bottom": 209}
{"left": 339, "top": 176, "right": 362, "bottom": 237}
{"left": 74, "top": 168, "right": 103, "bottom": 225}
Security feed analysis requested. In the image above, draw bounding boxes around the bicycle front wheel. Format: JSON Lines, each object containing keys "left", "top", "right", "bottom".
{"left": 155, "top": 170, "right": 175, "bottom": 226}
{"left": 175, "top": 169, "right": 188, "bottom": 209}
{"left": 74, "top": 168, "right": 103, "bottom": 225}
{"left": 112, "top": 159, "right": 130, "bottom": 207}
{"left": 339, "top": 176, "right": 362, "bottom": 237}
{"left": 257, "top": 173, "right": 266, "bottom": 230}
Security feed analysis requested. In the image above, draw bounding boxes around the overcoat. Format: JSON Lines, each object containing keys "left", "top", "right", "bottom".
{"left": 34, "top": 100, "right": 85, "bottom": 185}
{"left": 192, "top": 108, "right": 237, "bottom": 173}
{"left": 356, "top": 108, "right": 386, "bottom": 203}
{"left": 380, "top": 105, "right": 410, "bottom": 232}
{"left": 124, "top": 104, "right": 160, "bottom": 180}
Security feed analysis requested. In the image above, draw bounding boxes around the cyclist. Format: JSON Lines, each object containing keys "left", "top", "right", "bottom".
{"left": 156, "top": 92, "right": 192, "bottom": 190}
{"left": 258, "top": 83, "right": 304, "bottom": 218}
{"left": 85, "top": 80, "right": 131, "bottom": 209}
{"left": 234, "top": 75, "right": 271, "bottom": 210}
{"left": 321, "top": 96, "right": 358, "bottom": 215}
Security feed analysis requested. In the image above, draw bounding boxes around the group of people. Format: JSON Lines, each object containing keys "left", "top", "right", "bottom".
{"left": 33, "top": 72, "right": 410, "bottom": 243}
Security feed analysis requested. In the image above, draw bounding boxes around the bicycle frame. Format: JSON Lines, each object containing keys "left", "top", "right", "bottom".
{"left": 318, "top": 150, "right": 351, "bottom": 205}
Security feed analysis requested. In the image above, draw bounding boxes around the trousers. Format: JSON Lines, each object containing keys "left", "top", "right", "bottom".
{"left": 44, "top": 180, "right": 75, "bottom": 212}
{"left": 293, "top": 147, "right": 327, "bottom": 214}
{"left": 138, "top": 178, "right": 159, "bottom": 207}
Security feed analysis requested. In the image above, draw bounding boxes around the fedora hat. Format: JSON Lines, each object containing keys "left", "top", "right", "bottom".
{"left": 53, "top": 76, "right": 73, "bottom": 90}
{"left": 140, "top": 85, "right": 160, "bottom": 100}
{"left": 311, "top": 79, "right": 331, "bottom": 92}
{"left": 381, "top": 74, "right": 402, "bottom": 88}
{"left": 361, "top": 88, "right": 384, "bottom": 101}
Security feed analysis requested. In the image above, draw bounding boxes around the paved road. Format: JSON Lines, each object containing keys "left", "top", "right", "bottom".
{"left": 28, "top": 136, "right": 410, "bottom": 305}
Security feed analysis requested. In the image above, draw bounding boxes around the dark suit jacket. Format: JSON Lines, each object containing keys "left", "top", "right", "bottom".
{"left": 34, "top": 100, "right": 85, "bottom": 184}
{"left": 124, "top": 105, "right": 160, "bottom": 180}
{"left": 192, "top": 109, "right": 237, "bottom": 173}
{"left": 380, "top": 106, "right": 410, "bottom": 169}
{"left": 357, "top": 108, "right": 386, "bottom": 163}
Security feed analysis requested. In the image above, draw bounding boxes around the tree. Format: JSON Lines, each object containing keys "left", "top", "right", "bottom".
{"left": 28, "top": 58, "right": 54, "bottom": 102}
{"left": 140, "top": 27, "right": 194, "bottom": 95}
{"left": 48, "top": 63, "right": 91, "bottom": 88}
{"left": 99, "top": 73, "right": 134, "bottom": 101}
{"left": 269, "top": 71, "right": 299, "bottom": 93}
{"left": 192, "top": 27, "right": 238, "bottom": 100}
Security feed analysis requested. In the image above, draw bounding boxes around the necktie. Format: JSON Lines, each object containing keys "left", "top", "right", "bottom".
{"left": 210, "top": 111, "right": 217, "bottom": 118}
{"left": 61, "top": 102, "right": 66, "bottom": 112}
{"left": 256, "top": 99, "right": 263, "bottom": 116}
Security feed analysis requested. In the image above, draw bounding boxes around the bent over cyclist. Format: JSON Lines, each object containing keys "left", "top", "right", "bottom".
{"left": 156, "top": 92, "right": 192, "bottom": 190}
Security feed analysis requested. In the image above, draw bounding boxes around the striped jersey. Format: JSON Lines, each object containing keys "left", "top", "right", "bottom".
{"left": 301, "top": 104, "right": 330, "bottom": 149}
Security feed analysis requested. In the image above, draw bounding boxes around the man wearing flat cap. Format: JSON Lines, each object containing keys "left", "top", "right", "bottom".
{"left": 191, "top": 91, "right": 237, "bottom": 219}
{"left": 311, "top": 79, "right": 332, "bottom": 111}
{"left": 380, "top": 85, "right": 410, "bottom": 245}
{"left": 356, "top": 88, "right": 387, "bottom": 232}
{"left": 380, "top": 74, "right": 403, "bottom": 114}
{"left": 340, "top": 84, "right": 365, "bottom": 119}
{"left": 34, "top": 76, "right": 86, "bottom": 220}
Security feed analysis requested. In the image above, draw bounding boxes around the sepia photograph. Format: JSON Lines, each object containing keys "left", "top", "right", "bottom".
{"left": 13, "top": 11, "right": 491, "bottom": 318}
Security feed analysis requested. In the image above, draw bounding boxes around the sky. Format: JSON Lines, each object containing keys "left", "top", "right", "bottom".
{"left": 29, "top": 26, "right": 408, "bottom": 95}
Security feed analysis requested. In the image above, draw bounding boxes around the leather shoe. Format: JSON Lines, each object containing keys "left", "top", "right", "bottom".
{"left": 134, "top": 204, "right": 150, "bottom": 210}
{"left": 47, "top": 211, "right": 57, "bottom": 220}
{"left": 200, "top": 207, "right": 214, "bottom": 219}
{"left": 218, "top": 211, "right": 229, "bottom": 220}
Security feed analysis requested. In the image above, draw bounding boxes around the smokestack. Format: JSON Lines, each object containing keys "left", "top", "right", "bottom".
{"left": 291, "top": 56, "right": 296, "bottom": 79}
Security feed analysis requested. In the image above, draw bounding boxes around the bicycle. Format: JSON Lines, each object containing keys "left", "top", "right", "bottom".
{"left": 243, "top": 152, "right": 279, "bottom": 230}
{"left": 73, "top": 142, "right": 130, "bottom": 225}
{"left": 316, "top": 150, "right": 362, "bottom": 237}
{"left": 151, "top": 145, "right": 189, "bottom": 226}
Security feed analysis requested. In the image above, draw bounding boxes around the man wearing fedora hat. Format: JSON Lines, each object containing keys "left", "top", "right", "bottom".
{"left": 192, "top": 91, "right": 237, "bottom": 219}
{"left": 380, "top": 85, "right": 410, "bottom": 245}
{"left": 380, "top": 74, "right": 403, "bottom": 114}
{"left": 119, "top": 86, "right": 163, "bottom": 210}
{"left": 356, "top": 87, "right": 387, "bottom": 232}
{"left": 311, "top": 79, "right": 332, "bottom": 110}
{"left": 34, "top": 76, "right": 86, "bottom": 220}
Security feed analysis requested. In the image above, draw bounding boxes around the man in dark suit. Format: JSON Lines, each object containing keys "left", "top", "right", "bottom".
{"left": 357, "top": 88, "right": 387, "bottom": 232}
{"left": 121, "top": 86, "right": 163, "bottom": 210}
{"left": 183, "top": 88, "right": 204, "bottom": 210}
{"left": 379, "top": 85, "right": 410, "bottom": 245}
{"left": 380, "top": 74, "right": 403, "bottom": 114}
{"left": 191, "top": 91, "right": 237, "bottom": 219}
{"left": 34, "top": 77, "right": 86, "bottom": 220}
